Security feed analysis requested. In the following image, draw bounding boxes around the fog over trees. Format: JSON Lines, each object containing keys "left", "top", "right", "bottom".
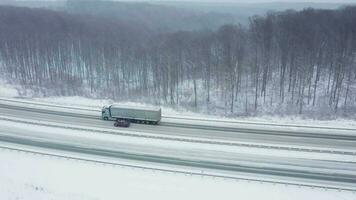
{"left": 0, "top": 3, "right": 355, "bottom": 118}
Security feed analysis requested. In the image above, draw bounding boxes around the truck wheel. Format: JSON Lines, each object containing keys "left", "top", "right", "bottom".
{"left": 104, "top": 117, "right": 108, "bottom": 120}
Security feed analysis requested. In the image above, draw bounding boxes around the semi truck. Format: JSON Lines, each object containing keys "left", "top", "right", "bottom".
{"left": 101, "top": 104, "right": 161, "bottom": 125}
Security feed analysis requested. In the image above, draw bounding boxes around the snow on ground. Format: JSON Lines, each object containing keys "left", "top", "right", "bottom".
{"left": 33, "top": 95, "right": 188, "bottom": 115}
{"left": 0, "top": 147, "right": 354, "bottom": 200}
{"left": 0, "top": 79, "right": 19, "bottom": 98}
{"left": 33, "top": 96, "right": 113, "bottom": 109}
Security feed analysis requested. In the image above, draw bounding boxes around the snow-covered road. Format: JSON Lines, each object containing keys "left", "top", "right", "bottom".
{"left": 1, "top": 98, "right": 356, "bottom": 151}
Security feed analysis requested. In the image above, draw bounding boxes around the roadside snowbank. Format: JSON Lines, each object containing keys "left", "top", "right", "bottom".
{"left": 33, "top": 96, "right": 188, "bottom": 115}
{"left": 0, "top": 147, "right": 354, "bottom": 200}
{"left": 0, "top": 79, "right": 19, "bottom": 98}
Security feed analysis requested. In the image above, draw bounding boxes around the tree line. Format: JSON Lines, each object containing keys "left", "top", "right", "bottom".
{"left": 0, "top": 5, "right": 355, "bottom": 118}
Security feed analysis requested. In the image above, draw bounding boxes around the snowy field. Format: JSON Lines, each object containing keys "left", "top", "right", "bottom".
{"left": 0, "top": 146, "right": 355, "bottom": 200}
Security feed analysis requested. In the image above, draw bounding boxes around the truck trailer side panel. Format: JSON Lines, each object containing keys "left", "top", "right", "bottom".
{"left": 109, "top": 106, "right": 161, "bottom": 123}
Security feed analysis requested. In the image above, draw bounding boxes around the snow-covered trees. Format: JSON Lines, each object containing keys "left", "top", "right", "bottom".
{"left": 0, "top": 5, "right": 355, "bottom": 117}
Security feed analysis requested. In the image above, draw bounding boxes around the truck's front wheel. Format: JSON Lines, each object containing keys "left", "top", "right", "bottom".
{"left": 104, "top": 117, "right": 108, "bottom": 120}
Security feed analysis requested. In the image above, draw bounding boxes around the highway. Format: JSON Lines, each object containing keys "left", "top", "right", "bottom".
{"left": 0, "top": 100, "right": 356, "bottom": 151}
{"left": 0, "top": 98, "right": 355, "bottom": 191}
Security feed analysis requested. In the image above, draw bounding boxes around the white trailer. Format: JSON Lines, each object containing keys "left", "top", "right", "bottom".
{"left": 102, "top": 104, "right": 161, "bottom": 124}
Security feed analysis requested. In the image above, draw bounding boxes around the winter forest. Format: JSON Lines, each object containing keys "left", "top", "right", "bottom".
{"left": 0, "top": 1, "right": 356, "bottom": 119}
